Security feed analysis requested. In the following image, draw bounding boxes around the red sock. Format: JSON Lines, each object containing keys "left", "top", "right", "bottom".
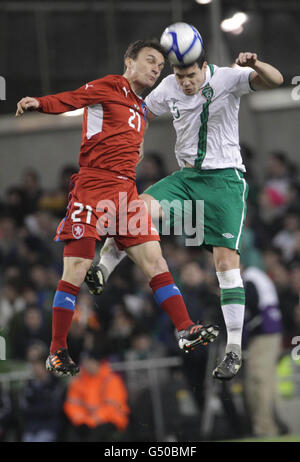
{"left": 50, "top": 280, "right": 80, "bottom": 354}
{"left": 149, "top": 272, "right": 193, "bottom": 331}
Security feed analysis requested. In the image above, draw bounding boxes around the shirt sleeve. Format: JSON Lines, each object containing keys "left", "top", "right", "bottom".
{"left": 222, "top": 66, "right": 254, "bottom": 97}
{"left": 145, "top": 78, "right": 170, "bottom": 117}
{"left": 36, "top": 76, "right": 114, "bottom": 114}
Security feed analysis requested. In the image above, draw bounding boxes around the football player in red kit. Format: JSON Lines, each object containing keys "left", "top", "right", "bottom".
{"left": 16, "top": 40, "right": 219, "bottom": 377}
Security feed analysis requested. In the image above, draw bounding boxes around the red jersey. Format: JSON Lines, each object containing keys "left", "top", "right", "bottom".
{"left": 36, "top": 75, "right": 148, "bottom": 180}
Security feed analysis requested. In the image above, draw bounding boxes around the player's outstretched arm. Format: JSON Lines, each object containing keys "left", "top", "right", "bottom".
{"left": 16, "top": 97, "right": 40, "bottom": 117}
{"left": 235, "top": 52, "right": 284, "bottom": 91}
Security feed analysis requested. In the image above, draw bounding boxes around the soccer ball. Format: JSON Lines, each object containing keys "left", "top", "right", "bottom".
{"left": 160, "top": 22, "right": 203, "bottom": 66}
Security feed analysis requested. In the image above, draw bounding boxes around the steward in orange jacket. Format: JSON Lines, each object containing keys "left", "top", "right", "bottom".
{"left": 64, "top": 356, "right": 130, "bottom": 431}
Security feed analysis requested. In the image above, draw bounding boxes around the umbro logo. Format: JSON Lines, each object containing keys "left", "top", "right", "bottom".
{"left": 222, "top": 233, "right": 235, "bottom": 239}
{"left": 85, "top": 83, "right": 94, "bottom": 90}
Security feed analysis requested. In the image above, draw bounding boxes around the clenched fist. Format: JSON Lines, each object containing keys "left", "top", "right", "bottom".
{"left": 235, "top": 52, "right": 258, "bottom": 68}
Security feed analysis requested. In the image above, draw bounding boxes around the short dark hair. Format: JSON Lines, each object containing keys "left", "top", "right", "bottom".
{"left": 172, "top": 48, "right": 207, "bottom": 70}
{"left": 124, "top": 39, "right": 167, "bottom": 71}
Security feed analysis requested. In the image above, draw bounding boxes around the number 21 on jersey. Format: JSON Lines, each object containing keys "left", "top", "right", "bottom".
{"left": 128, "top": 108, "right": 141, "bottom": 132}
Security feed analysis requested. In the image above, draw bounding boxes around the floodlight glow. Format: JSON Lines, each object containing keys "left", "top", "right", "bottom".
{"left": 221, "top": 12, "right": 248, "bottom": 34}
{"left": 195, "top": 0, "right": 212, "bottom": 4}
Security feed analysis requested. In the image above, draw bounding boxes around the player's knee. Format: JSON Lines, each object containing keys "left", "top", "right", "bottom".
{"left": 63, "top": 257, "right": 92, "bottom": 286}
{"left": 149, "top": 255, "right": 168, "bottom": 277}
{"left": 215, "top": 260, "right": 233, "bottom": 273}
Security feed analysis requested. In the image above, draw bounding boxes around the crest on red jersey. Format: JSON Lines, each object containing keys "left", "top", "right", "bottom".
{"left": 72, "top": 224, "right": 85, "bottom": 239}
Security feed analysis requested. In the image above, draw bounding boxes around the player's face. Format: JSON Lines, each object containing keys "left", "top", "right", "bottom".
{"left": 174, "top": 62, "right": 207, "bottom": 95}
{"left": 125, "top": 47, "right": 165, "bottom": 92}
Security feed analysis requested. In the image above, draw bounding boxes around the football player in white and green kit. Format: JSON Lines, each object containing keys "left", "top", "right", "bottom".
{"left": 85, "top": 47, "right": 283, "bottom": 380}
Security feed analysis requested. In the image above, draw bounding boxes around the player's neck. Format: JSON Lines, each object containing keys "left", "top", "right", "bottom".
{"left": 123, "top": 74, "right": 144, "bottom": 96}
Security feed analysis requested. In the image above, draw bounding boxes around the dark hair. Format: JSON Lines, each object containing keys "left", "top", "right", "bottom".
{"left": 172, "top": 48, "right": 207, "bottom": 70}
{"left": 123, "top": 39, "right": 167, "bottom": 71}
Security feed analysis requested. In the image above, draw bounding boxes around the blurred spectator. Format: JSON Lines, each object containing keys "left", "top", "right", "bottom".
{"left": 38, "top": 164, "right": 78, "bottom": 218}
{"left": 289, "top": 231, "right": 300, "bottom": 265}
{"left": 268, "top": 259, "right": 300, "bottom": 345}
{"left": 2, "top": 186, "right": 26, "bottom": 226}
{"left": 0, "top": 384, "right": 13, "bottom": 442}
{"left": 242, "top": 265, "right": 283, "bottom": 437}
{"left": 136, "top": 151, "right": 167, "bottom": 193}
{"left": 107, "top": 304, "right": 137, "bottom": 359}
{"left": 263, "top": 246, "right": 284, "bottom": 275}
{"left": 0, "top": 216, "right": 19, "bottom": 268}
{"left": 265, "top": 151, "right": 295, "bottom": 202}
{"left": 272, "top": 210, "right": 300, "bottom": 262}
{"left": 19, "top": 349, "right": 65, "bottom": 442}
{"left": 285, "top": 181, "right": 300, "bottom": 212}
{"left": 252, "top": 187, "right": 284, "bottom": 250}
{"left": 20, "top": 168, "right": 43, "bottom": 215}
{"left": 179, "top": 261, "right": 219, "bottom": 322}
{"left": 29, "top": 263, "right": 56, "bottom": 308}
{"left": 64, "top": 349, "right": 130, "bottom": 442}
{"left": 8, "top": 304, "right": 51, "bottom": 360}
{"left": 0, "top": 281, "right": 26, "bottom": 331}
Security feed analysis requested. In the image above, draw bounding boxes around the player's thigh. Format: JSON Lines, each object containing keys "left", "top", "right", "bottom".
{"left": 143, "top": 171, "right": 188, "bottom": 227}
{"left": 125, "top": 241, "right": 168, "bottom": 280}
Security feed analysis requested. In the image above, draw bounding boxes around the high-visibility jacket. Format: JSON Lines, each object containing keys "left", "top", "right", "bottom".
{"left": 64, "top": 361, "right": 130, "bottom": 430}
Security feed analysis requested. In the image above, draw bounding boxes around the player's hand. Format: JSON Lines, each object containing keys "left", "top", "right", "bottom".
{"left": 16, "top": 97, "right": 39, "bottom": 117}
{"left": 235, "top": 52, "right": 258, "bottom": 68}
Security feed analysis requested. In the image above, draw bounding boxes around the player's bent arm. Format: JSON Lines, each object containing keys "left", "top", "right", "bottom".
{"left": 249, "top": 61, "right": 284, "bottom": 90}
{"left": 235, "top": 52, "right": 284, "bottom": 91}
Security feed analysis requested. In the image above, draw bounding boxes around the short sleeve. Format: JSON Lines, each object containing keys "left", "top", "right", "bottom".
{"left": 145, "top": 78, "right": 171, "bottom": 116}
{"left": 222, "top": 67, "right": 254, "bottom": 97}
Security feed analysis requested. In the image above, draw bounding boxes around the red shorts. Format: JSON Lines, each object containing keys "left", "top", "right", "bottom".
{"left": 55, "top": 167, "right": 160, "bottom": 252}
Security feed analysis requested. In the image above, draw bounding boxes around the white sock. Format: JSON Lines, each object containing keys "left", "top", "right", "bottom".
{"left": 98, "top": 237, "right": 126, "bottom": 281}
{"left": 221, "top": 305, "right": 244, "bottom": 353}
{"left": 216, "top": 269, "right": 245, "bottom": 358}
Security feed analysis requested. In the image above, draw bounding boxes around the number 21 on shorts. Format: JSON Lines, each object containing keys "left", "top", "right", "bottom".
{"left": 71, "top": 202, "right": 93, "bottom": 224}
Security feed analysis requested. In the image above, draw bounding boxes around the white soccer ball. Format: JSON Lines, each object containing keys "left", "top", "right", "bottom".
{"left": 160, "top": 22, "right": 203, "bottom": 66}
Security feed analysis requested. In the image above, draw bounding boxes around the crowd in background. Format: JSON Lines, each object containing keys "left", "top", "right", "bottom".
{"left": 0, "top": 145, "right": 299, "bottom": 442}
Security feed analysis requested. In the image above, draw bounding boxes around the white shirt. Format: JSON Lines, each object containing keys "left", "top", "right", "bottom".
{"left": 145, "top": 65, "right": 254, "bottom": 171}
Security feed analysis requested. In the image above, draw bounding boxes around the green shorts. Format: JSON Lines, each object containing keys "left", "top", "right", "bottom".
{"left": 144, "top": 167, "right": 249, "bottom": 252}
